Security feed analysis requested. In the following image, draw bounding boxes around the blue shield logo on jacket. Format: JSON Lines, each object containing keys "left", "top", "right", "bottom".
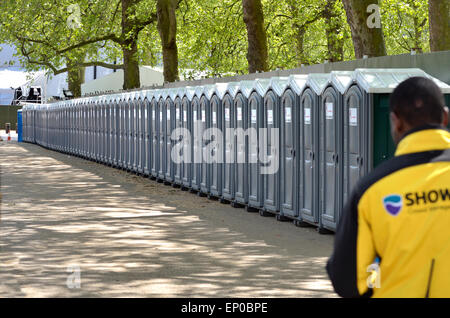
{"left": 383, "top": 194, "right": 403, "bottom": 216}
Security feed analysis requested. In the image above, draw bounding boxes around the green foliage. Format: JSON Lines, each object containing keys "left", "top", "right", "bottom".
{"left": 380, "top": 0, "right": 430, "bottom": 54}
{"left": 0, "top": 0, "right": 437, "bottom": 81}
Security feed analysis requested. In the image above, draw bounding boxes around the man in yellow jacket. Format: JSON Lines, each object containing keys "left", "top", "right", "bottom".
{"left": 327, "top": 76, "right": 450, "bottom": 298}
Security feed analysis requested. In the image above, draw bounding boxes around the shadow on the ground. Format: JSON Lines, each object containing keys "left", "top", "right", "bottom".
{"left": 0, "top": 142, "right": 335, "bottom": 297}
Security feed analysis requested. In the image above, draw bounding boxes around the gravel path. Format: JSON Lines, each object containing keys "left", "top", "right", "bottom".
{"left": 0, "top": 141, "right": 335, "bottom": 297}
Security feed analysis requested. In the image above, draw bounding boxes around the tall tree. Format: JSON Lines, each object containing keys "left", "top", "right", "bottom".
{"left": 156, "top": 0, "right": 180, "bottom": 82}
{"left": 428, "top": 0, "right": 450, "bottom": 52}
{"left": 242, "top": 0, "right": 269, "bottom": 73}
{"left": 342, "top": 0, "right": 387, "bottom": 58}
{"left": 324, "top": 0, "right": 344, "bottom": 62}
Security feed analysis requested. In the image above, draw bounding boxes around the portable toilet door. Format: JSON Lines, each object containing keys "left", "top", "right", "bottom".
{"left": 221, "top": 83, "right": 239, "bottom": 203}
{"left": 158, "top": 90, "right": 168, "bottom": 181}
{"left": 199, "top": 84, "right": 215, "bottom": 196}
{"left": 87, "top": 97, "right": 91, "bottom": 159}
{"left": 181, "top": 87, "right": 196, "bottom": 190}
{"left": 132, "top": 92, "right": 140, "bottom": 173}
{"left": 115, "top": 95, "right": 122, "bottom": 167}
{"left": 94, "top": 96, "right": 100, "bottom": 161}
{"left": 82, "top": 99, "right": 87, "bottom": 158}
{"left": 139, "top": 91, "right": 148, "bottom": 175}
{"left": 140, "top": 90, "right": 149, "bottom": 175}
{"left": 246, "top": 79, "right": 271, "bottom": 212}
{"left": 119, "top": 94, "right": 126, "bottom": 168}
{"left": 73, "top": 101, "right": 78, "bottom": 155}
{"left": 164, "top": 88, "right": 177, "bottom": 184}
{"left": 104, "top": 96, "right": 110, "bottom": 164}
{"left": 261, "top": 77, "right": 290, "bottom": 218}
{"left": 150, "top": 90, "right": 161, "bottom": 179}
{"left": 232, "top": 81, "right": 253, "bottom": 208}
{"left": 127, "top": 92, "right": 135, "bottom": 171}
{"left": 279, "top": 75, "right": 308, "bottom": 220}
{"left": 65, "top": 102, "right": 70, "bottom": 153}
{"left": 207, "top": 83, "right": 227, "bottom": 199}
{"left": 319, "top": 72, "right": 347, "bottom": 233}
{"left": 190, "top": 86, "right": 203, "bottom": 192}
{"left": 297, "top": 74, "right": 327, "bottom": 228}
{"left": 143, "top": 91, "right": 152, "bottom": 176}
{"left": 173, "top": 88, "right": 184, "bottom": 186}
{"left": 123, "top": 93, "right": 130, "bottom": 169}
{"left": 97, "top": 97, "right": 102, "bottom": 161}
{"left": 108, "top": 95, "right": 115, "bottom": 166}
{"left": 86, "top": 98, "right": 91, "bottom": 158}
{"left": 74, "top": 101, "right": 78, "bottom": 155}
{"left": 94, "top": 97, "right": 100, "bottom": 161}
{"left": 98, "top": 96, "right": 104, "bottom": 162}
{"left": 92, "top": 97, "right": 97, "bottom": 160}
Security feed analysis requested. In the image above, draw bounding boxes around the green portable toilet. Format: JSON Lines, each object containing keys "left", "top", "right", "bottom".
{"left": 342, "top": 68, "right": 450, "bottom": 210}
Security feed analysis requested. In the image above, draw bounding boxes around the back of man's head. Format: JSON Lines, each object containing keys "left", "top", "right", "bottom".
{"left": 390, "top": 76, "right": 446, "bottom": 127}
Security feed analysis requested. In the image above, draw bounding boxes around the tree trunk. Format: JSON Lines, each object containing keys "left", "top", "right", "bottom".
{"left": 242, "top": 0, "right": 269, "bottom": 73}
{"left": 67, "top": 58, "right": 85, "bottom": 98}
{"left": 121, "top": 0, "right": 141, "bottom": 90}
{"left": 341, "top": 0, "right": 386, "bottom": 58}
{"left": 294, "top": 26, "right": 306, "bottom": 66}
{"left": 324, "top": 0, "right": 344, "bottom": 62}
{"left": 157, "top": 0, "right": 180, "bottom": 83}
{"left": 289, "top": 4, "right": 306, "bottom": 67}
{"left": 428, "top": 0, "right": 450, "bottom": 52}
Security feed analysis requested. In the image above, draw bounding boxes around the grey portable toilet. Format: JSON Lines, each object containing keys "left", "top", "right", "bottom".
{"left": 173, "top": 87, "right": 185, "bottom": 187}
{"left": 132, "top": 91, "right": 140, "bottom": 173}
{"left": 190, "top": 86, "right": 204, "bottom": 192}
{"left": 108, "top": 94, "right": 117, "bottom": 166}
{"left": 76, "top": 99, "right": 82, "bottom": 155}
{"left": 220, "top": 82, "right": 240, "bottom": 203}
{"left": 114, "top": 94, "right": 122, "bottom": 168}
{"left": 181, "top": 87, "right": 196, "bottom": 190}
{"left": 129, "top": 92, "right": 137, "bottom": 172}
{"left": 95, "top": 96, "right": 102, "bottom": 162}
{"left": 232, "top": 81, "right": 254, "bottom": 208}
{"left": 150, "top": 89, "right": 162, "bottom": 179}
{"left": 318, "top": 72, "right": 350, "bottom": 232}
{"left": 140, "top": 90, "right": 150, "bottom": 175}
{"left": 158, "top": 89, "right": 168, "bottom": 181}
{"left": 208, "top": 83, "right": 233, "bottom": 200}
{"left": 100, "top": 95, "right": 107, "bottom": 163}
{"left": 164, "top": 88, "right": 178, "bottom": 184}
{"left": 246, "top": 79, "right": 271, "bottom": 212}
{"left": 95, "top": 96, "right": 101, "bottom": 161}
{"left": 199, "top": 84, "right": 215, "bottom": 196}
{"left": 296, "top": 74, "right": 329, "bottom": 229}
{"left": 84, "top": 97, "right": 91, "bottom": 159}
{"left": 120, "top": 93, "right": 128, "bottom": 169}
{"left": 279, "top": 75, "right": 308, "bottom": 220}
{"left": 75, "top": 100, "right": 80, "bottom": 156}
{"left": 261, "top": 77, "right": 290, "bottom": 219}
{"left": 143, "top": 90, "right": 153, "bottom": 176}
{"left": 89, "top": 97, "right": 95, "bottom": 160}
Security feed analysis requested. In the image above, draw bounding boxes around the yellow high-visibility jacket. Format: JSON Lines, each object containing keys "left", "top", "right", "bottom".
{"left": 327, "top": 125, "right": 450, "bottom": 298}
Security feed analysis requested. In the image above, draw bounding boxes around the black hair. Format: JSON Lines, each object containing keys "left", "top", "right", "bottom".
{"left": 389, "top": 76, "right": 445, "bottom": 126}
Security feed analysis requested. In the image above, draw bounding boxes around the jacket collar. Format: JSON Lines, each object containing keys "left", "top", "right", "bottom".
{"left": 395, "top": 125, "right": 450, "bottom": 156}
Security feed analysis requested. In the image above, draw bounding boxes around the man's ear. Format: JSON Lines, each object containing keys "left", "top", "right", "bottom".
{"left": 390, "top": 112, "right": 402, "bottom": 132}
{"left": 442, "top": 106, "right": 449, "bottom": 127}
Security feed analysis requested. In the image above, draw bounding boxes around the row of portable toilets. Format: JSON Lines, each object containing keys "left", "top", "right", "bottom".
{"left": 21, "top": 68, "right": 450, "bottom": 233}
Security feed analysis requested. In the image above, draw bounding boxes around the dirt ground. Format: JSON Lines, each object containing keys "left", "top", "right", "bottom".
{"left": 0, "top": 141, "right": 336, "bottom": 297}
